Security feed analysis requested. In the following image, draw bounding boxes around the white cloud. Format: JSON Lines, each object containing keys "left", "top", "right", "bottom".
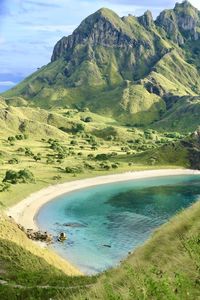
{"left": 26, "top": 24, "right": 76, "bottom": 33}
{"left": 0, "top": 81, "right": 16, "bottom": 86}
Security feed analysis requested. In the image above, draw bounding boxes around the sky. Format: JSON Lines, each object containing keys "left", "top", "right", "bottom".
{"left": 0, "top": 0, "right": 200, "bottom": 92}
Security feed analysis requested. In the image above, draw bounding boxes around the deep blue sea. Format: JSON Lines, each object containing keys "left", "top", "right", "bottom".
{"left": 37, "top": 175, "right": 200, "bottom": 274}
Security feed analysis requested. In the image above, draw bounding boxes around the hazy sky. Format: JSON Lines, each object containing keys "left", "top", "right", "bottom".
{"left": 0, "top": 0, "right": 200, "bottom": 92}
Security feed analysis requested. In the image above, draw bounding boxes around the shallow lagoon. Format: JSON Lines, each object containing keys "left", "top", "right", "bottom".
{"left": 37, "top": 175, "right": 200, "bottom": 274}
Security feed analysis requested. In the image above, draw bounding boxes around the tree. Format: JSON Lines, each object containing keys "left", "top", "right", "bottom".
{"left": 95, "top": 153, "right": 110, "bottom": 160}
{"left": 8, "top": 136, "right": 16, "bottom": 143}
{"left": 8, "top": 158, "right": 19, "bottom": 164}
{"left": 3, "top": 169, "right": 35, "bottom": 184}
{"left": 0, "top": 182, "right": 11, "bottom": 192}
{"left": 73, "top": 123, "right": 85, "bottom": 133}
{"left": 83, "top": 116, "right": 93, "bottom": 123}
{"left": 33, "top": 153, "right": 42, "bottom": 162}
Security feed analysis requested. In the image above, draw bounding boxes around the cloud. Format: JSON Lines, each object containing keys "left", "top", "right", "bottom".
{"left": 25, "top": 24, "right": 76, "bottom": 33}
{"left": 25, "top": 0, "right": 61, "bottom": 8}
{"left": 105, "top": 0, "right": 175, "bottom": 7}
{"left": 0, "top": 81, "right": 16, "bottom": 86}
{"left": 105, "top": 0, "right": 200, "bottom": 10}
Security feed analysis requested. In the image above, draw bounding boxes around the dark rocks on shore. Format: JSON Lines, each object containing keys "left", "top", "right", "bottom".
{"left": 26, "top": 229, "right": 53, "bottom": 243}
{"left": 17, "top": 223, "right": 53, "bottom": 243}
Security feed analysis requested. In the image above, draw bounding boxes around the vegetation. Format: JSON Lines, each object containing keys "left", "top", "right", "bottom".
{"left": 0, "top": 103, "right": 195, "bottom": 207}
{"left": 0, "top": 1, "right": 200, "bottom": 299}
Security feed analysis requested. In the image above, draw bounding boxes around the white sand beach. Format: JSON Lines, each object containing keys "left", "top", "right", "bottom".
{"left": 6, "top": 169, "right": 200, "bottom": 231}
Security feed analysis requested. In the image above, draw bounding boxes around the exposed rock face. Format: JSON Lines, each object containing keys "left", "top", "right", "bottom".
{"left": 52, "top": 2, "right": 200, "bottom": 62}
{"left": 156, "top": 0, "right": 200, "bottom": 44}
{"left": 51, "top": 8, "right": 150, "bottom": 62}
{"left": 138, "top": 10, "right": 154, "bottom": 28}
{"left": 156, "top": 10, "right": 184, "bottom": 45}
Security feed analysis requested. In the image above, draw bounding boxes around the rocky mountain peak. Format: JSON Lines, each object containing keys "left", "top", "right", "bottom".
{"left": 175, "top": 0, "right": 193, "bottom": 9}
{"left": 156, "top": 1, "right": 200, "bottom": 44}
{"left": 138, "top": 10, "right": 154, "bottom": 28}
{"left": 51, "top": 8, "right": 134, "bottom": 62}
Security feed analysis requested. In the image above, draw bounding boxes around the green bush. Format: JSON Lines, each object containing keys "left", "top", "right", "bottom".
{"left": 95, "top": 153, "right": 111, "bottom": 160}
{"left": 7, "top": 136, "right": 16, "bottom": 143}
{"left": 65, "top": 166, "right": 82, "bottom": 174}
{"left": 3, "top": 169, "right": 35, "bottom": 184}
{"left": 8, "top": 158, "right": 19, "bottom": 165}
{"left": 0, "top": 182, "right": 11, "bottom": 192}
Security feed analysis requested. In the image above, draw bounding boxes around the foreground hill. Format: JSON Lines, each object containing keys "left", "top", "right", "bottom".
{"left": 118, "top": 127, "right": 200, "bottom": 170}
{"left": 1, "top": 192, "right": 200, "bottom": 299}
{"left": 3, "top": 1, "right": 200, "bottom": 130}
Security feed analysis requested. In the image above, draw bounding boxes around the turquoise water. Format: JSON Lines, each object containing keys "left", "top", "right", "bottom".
{"left": 37, "top": 175, "right": 200, "bottom": 274}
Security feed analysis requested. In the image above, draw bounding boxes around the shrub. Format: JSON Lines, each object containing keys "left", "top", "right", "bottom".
{"left": 33, "top": 153, "right": 42, "bottom": 162}
{"left": 65, "top": 166, "right": 82, "bottom": 174}
{"left": 52, "top": 175, "right": 62, "bottom": 181}
{"left": 15, "top": 134, "right": 24, "bottom": 140}
{"left": 72, "top": 123, "right": 85, "bottom": 133}
{"left": 84, "top": 162, "right": 95, "bottom": 170}
{"left": 83, "top": 117, "right": 93, "bottom": 123}
{"left": 0, "top": 182, "right": 11, "bottom": 192}
{"left": 8, "top": 158, "right": 19, "bottom": 164}
{"left": 95, "top": 154, "right": 111, "bottom": 160}
{"left": 3, "top": 169, "right": 35, "bottom": 184}
{"left": 46, "top": 157, "right": 55, "bottom": 164}
{"left": 17, "top": 147, "right": 25, "bottom": 153}
{"left": 7, "top": 136, "right": 16, "bottom": 143}
{"left": 70, "top": 140, "right": 78, "bottom": 146}
{"left": 103, "top": 165, "right": 110, "bottom": 170}
{"left": 25, "top": 148, "right": 34, "bottom": 157}
{"left": 111, "top": 163, "right": 118, "bottom": 169}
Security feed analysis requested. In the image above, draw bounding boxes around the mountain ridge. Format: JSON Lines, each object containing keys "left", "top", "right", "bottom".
{"left": 2, "top": 1, "right": 200, "bottom": 130}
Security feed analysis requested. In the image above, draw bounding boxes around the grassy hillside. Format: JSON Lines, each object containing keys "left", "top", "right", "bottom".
{"left": 116, "top": 128, "right": 200, "bottom": 170}
{"left": 0, "top": 102, "right": 193, "bottom": 208}
{"left": 0, "top": 104, "right": 198, "bottom": 300}
{"left": 0, "top": 214, "right": 96, "bottom": 300}
{"left": 0, "top": 106, "right": 199, "bottom": 300}
{"left": 1, "top": 192, "right": 200, "bottom": 299}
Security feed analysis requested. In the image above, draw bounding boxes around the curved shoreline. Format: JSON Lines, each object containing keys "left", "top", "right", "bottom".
{"left": 6, "top": 169, "right": 200, "bottom": 231}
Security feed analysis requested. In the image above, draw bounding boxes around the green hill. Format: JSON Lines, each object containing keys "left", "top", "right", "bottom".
{"left": 3, "top": 1, "right": 200, "bottom": 130}
{"left": 1, "top": 193, "right": 200, "bottom": 299}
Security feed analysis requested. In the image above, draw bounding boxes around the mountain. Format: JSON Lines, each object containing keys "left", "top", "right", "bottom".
{"left": 3, "top": 1, "right": 200, "bottom": 130}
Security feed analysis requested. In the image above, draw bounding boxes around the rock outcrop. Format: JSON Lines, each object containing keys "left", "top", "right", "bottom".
{"left": 156, "top": 0, "right": 200, "bottom": 44}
